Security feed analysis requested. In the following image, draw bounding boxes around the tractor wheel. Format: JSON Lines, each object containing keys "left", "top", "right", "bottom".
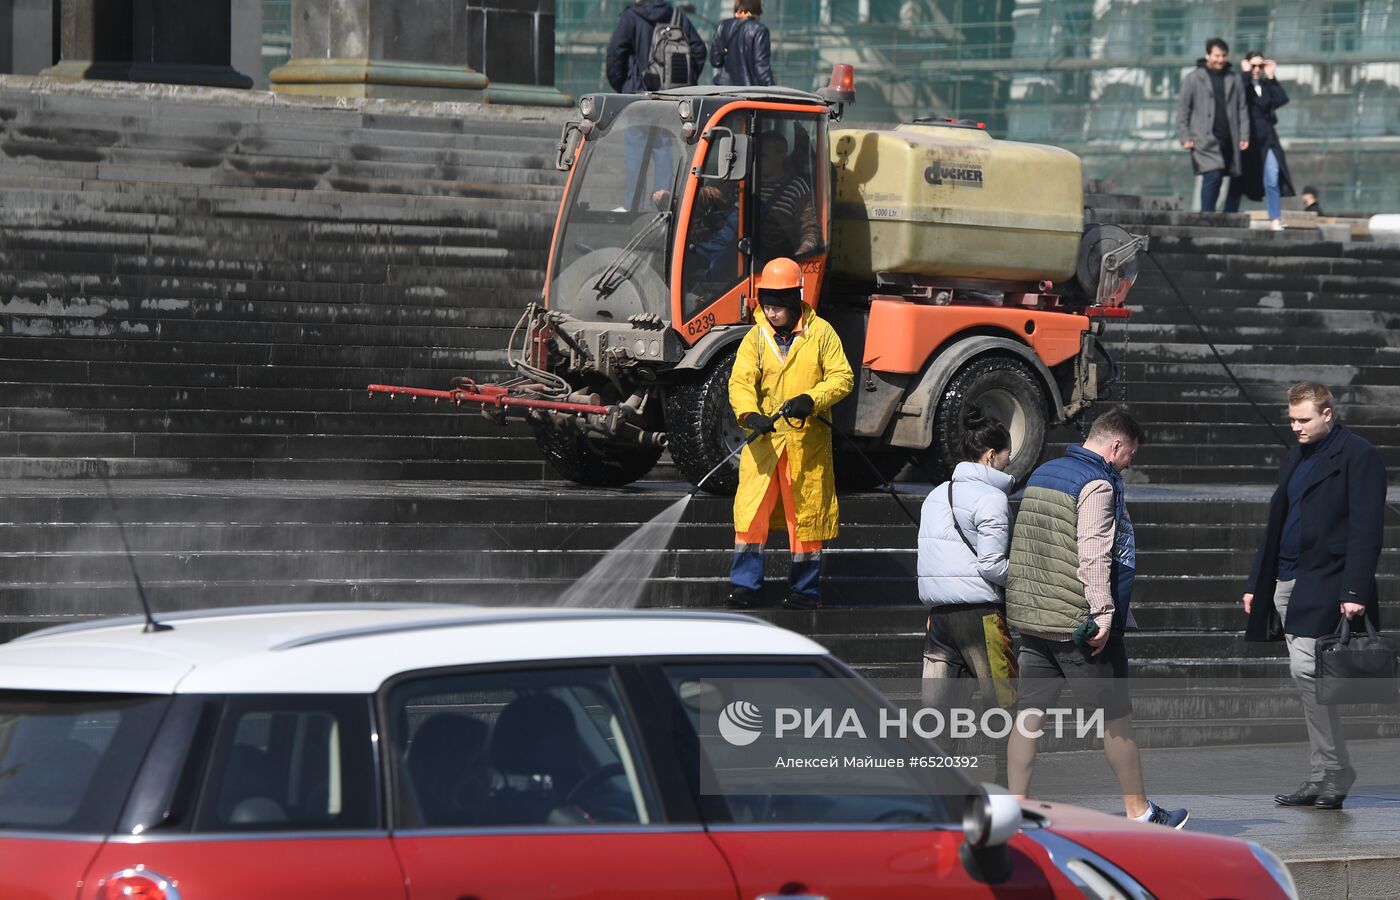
{"left": 665, "top": 348, "right": 746, "bottom": 496}
{"left": 923, "top": 356, "right": 1048, "bottom": 486}
{"left": 535, "top": 428, "right": 663, "bottom": 487}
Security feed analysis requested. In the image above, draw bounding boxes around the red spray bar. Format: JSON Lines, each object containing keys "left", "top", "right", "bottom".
{"left": 367, "top": 381, "right": 612, "bottom": 416}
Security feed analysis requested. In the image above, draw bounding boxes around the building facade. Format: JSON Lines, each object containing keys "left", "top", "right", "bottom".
{"left": 555, "top": 0, "right": 1400, "bottom": 210}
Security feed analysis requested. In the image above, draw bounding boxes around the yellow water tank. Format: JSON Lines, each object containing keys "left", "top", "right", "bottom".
{"left": 829, "top": 121, "right": 1083, "bottom": 283}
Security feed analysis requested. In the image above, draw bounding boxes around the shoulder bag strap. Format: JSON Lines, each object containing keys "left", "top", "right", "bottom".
{"left": 947, "top": 481, "right": 977, "bottom": 555}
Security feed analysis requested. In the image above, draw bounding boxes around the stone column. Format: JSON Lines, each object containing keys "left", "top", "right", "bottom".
{"left": 42, "top": 0, "right": 253, "bottom": 88}
{"left": 271, "top": 0, "right": 570, "bottom": 107}
{"left": 270, "top": 0, "right": 489, "bottom": 102}
{"left": 469, "top": 0, "right": 571, "bottom": 107}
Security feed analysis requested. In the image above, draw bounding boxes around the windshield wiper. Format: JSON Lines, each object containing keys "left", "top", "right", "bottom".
{"left": 591, "top": 210, "right": 671, "bottom": 297}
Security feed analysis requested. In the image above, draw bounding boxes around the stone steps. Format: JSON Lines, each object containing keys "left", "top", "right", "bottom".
{"left": 2, "top": 478, "right": 1395, "bottom": 749}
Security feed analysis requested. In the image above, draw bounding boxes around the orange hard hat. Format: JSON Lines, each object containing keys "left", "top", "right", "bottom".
{"left": 756, "top": 257, "right": 803, "bottom": 292}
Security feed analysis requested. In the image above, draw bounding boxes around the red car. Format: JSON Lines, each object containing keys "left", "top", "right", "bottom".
{"left": 0, "top": 604, "right": 1297, "bottom": 899}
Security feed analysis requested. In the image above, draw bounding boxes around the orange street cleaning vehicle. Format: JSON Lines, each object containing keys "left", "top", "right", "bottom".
{"left": 370, "top": 66, "right": 1144, "bottom": 493}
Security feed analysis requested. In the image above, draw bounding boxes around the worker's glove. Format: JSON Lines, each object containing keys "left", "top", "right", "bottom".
{"left": 743, "top": 412, "right": 777, "bottom": 435}
{"left": 780, "top": 394, "right": 815, "bottom": 422}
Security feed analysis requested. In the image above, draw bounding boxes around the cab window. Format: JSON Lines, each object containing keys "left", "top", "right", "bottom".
{"left": 754, "top": 114, "right": 827, "bottom": 268}
{"left": 387, "top": 666, "right": 657, "bottom": 829}
{"left": 680, "top": 113, "right": 748, "bottom": 323}
{"left": 194, "top": 695, "right": 377, "bottom": 832}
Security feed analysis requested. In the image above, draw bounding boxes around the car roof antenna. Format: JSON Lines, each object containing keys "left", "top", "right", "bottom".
{"left": 100, "top": 462, "right": 172, "bottom": 633}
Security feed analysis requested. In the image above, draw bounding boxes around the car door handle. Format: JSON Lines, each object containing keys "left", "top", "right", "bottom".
{"left": 757, "top": 895, "right": 828, "bottom": 900}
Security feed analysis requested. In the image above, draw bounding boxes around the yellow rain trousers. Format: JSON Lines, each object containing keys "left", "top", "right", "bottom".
{"left": 728, "top": 304, "right": 854, "bottom": 541}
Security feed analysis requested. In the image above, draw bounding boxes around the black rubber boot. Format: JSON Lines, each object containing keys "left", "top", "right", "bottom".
{"left": 726, "top": 586, "right": 763, "bottom": 609}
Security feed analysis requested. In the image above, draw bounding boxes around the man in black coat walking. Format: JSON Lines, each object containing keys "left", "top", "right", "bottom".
{"left": 710, "top": 0, "right": 774, "bottom": 86}
{"left": 1243, "top": 382, "right": 1387, "bottom": 810}
{"left": 1227, "top": 51, "right": 1295, "bottom": 230}
{"left": 606, "top": 0, "right": 707, "bottom": 93}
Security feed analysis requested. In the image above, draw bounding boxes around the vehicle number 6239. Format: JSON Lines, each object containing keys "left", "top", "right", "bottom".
{"left": 686, "top": 312, "right": 716, "bottom": 336}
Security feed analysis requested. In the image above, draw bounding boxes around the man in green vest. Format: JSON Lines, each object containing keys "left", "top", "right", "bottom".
{"left": 1002, "top": 409, "right": 1189, "bottom": 829}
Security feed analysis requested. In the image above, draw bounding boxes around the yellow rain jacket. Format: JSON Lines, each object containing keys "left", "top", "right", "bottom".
{"left": 729, "top": 303, "right": 854, "bottom": 541}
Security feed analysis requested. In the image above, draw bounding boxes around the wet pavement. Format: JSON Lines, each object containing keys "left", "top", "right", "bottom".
{"left": 1028, "top": 739, "right": 1400, "bottom": 898}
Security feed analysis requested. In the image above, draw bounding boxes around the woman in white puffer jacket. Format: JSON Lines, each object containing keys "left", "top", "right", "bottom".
{"left": 917, "top": 413, "right": 1018, "bottom": 711}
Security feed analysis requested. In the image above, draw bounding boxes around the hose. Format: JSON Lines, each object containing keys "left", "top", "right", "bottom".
{"left": 1143, "top": 249, "right": 1400, "bottom": 522}
{"left": 717, "top": 398, "right": 920, "bottom": 527}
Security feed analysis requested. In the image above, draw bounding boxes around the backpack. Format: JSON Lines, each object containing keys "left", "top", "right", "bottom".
{"left": 644, "top": 6, "right": 693, "bottom": 91}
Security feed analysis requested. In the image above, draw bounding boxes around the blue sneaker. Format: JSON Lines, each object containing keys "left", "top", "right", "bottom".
{"left": 1146, "top": 803, "right": 1190, "bottom": 829}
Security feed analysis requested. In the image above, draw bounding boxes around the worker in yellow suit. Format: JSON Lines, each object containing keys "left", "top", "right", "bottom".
{"left": 728, "top": 257, "right": 854, "bottom": 610}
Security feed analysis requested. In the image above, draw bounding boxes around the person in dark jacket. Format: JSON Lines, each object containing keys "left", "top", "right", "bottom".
{"left": 605, "top": 0, "right": 707, "bottom": 94}
{"left": 1243, "top": 382, "right": 1386, "bottom": 811}
{"left": 1302, "top": 185, "right": 1324, "bottom": 215}
{"left": 1175, "top": 37, "right": 1249, "bottom": 213}
{"left": 1226, "top": 51, "right": 1295, "bottom": 230}
{"left": 710, "top": 0, "right": 774, "bottom": 86}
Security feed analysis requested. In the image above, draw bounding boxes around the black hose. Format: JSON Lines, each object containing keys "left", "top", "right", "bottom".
{"left": 1142, "top": 248, "right": 1400, "bottom": 522}
{"left": 816, "top": 414, "right": 921, "bottom": 527}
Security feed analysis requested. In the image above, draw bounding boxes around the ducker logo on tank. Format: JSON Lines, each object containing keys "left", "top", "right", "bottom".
{"left": 923, "top": 160, "right": 985, "bottom": 187}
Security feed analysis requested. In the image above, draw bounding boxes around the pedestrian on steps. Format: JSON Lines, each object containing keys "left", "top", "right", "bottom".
{"left": 606, "top": 0, "right": 706, "bottom": 94}
{"left": 1244, "top": 382, "right": 1386, "bottom": 811}
{"left": 1004, "top": 409, "right": 1190, "bottom": 829}
{"left": 1176, "top": 37, "right": 1249, "bottom": 213}
{"left": 917, "top": 410, "right": 1018, "bottom": 713}
{"left": 1229, "top": 50, "right": 1295, "bottom": 231}
{"left": 710, "top": 0, "right": 775, "bottom": 87}
{"left": 727, "top": 257, "right": 853, "bottom": 611}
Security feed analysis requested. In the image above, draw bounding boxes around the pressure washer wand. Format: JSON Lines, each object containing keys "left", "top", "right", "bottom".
{"left": 691, "top": 427, "right": 763, "bottom": 495}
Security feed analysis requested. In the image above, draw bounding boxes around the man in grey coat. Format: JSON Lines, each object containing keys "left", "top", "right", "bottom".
{"left": 1176, "top": 37, "right": 1250, "bottom": 213}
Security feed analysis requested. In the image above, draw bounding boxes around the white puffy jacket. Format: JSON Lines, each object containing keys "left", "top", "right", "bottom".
{"left": 917, "top": 461, "right": 1015, "bottom": 607}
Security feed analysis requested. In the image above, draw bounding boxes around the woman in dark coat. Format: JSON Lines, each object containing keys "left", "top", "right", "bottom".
{"left": 710, "top": 0, "right": 774, "bottom": 86}
{"left": 1227, "top": 51, "right": 1295, "bottom": 229}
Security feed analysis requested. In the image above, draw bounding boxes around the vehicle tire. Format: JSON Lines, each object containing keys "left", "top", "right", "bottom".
{"left": 665, "top": 348, "right": 747, "bottom": 496}
{"left": 535, "top": 427, "right": 664, "bottom": 487}
{"left": 923, "top": 356, "right": 1048, "bottom": 486}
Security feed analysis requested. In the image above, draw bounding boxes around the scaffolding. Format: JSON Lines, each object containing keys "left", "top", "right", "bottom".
{"left": 556, "top": 0, "right": 1400, "bottom": 210}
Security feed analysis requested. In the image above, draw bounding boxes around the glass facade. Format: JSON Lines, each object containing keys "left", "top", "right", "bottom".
{"left": 552, "top": 0, "right": 1400, "bottom": 210}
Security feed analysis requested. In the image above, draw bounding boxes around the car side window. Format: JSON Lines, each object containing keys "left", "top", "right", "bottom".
{"left": 659, "top": 661, "right": 960, "bottom": 826}
{"left": 194, "top": 695, "right": 377, "bottom": 832}
{"left": 386, "top": 666, "right": 657, "bottom": 829}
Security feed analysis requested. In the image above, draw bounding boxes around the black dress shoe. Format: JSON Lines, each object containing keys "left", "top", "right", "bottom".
{"left": 1315, "top": 769, "right": 1356, "bottom": 810}
{"left": 1274, "top": 780, "right": 1323, "bottom": 807}
{"left": 726, "top": 586, "right": 763, "bottom": 609}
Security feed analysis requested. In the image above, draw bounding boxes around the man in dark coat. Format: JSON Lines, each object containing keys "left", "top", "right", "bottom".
{"left": 1227, "top": 51, "right": 1295, "bottom": 229}
{"left": 1243, "top": 382, "right": 1386, "bottom": 811}
{"left": 1175, "top": 37, "right": 1249, "bottom": 213}
{"left": 710, "top": 0, "right": 775, "bottom": 86}
{"left": 606, "top": 0, "right": 707, "bottom": 94}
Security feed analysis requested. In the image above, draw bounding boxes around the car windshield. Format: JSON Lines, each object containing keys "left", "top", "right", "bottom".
{"left": 548, "top": 102, "right": 687, "bottom": 322}
{"left": 0, "top": 691, "right": 170, "bottom": 833}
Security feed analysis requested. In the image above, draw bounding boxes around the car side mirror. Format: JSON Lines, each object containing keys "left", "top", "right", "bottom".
{"left": 960, "top": 785, "right": 1020, "bottom": 884}
{"left": 556, "top": 120, "right": 586, "bottom": 171}
{"left": 696, "top": 127, "right": 749, "bottom": 182}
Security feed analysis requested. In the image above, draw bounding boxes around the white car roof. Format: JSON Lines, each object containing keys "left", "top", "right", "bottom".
{"left": 0, "top": 604, "right": 829, "bottom": 695}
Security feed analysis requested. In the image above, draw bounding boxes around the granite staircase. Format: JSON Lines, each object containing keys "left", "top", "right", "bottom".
{"left": 0, "top": 76, "right": 569, "bottom": 480}
{"left": 2, "top": 478, "right": 1395, "bottom": 749}
{"left": 1085, "top": 191, "right": 1400, "bottom": 483}
{"left": 1, "top": 80, "right": 1398, "bottom": 483}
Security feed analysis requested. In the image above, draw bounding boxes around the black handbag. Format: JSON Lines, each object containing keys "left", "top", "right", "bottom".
{"left": 1314, "top": 615, "right": 1399, "bottom": 706}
